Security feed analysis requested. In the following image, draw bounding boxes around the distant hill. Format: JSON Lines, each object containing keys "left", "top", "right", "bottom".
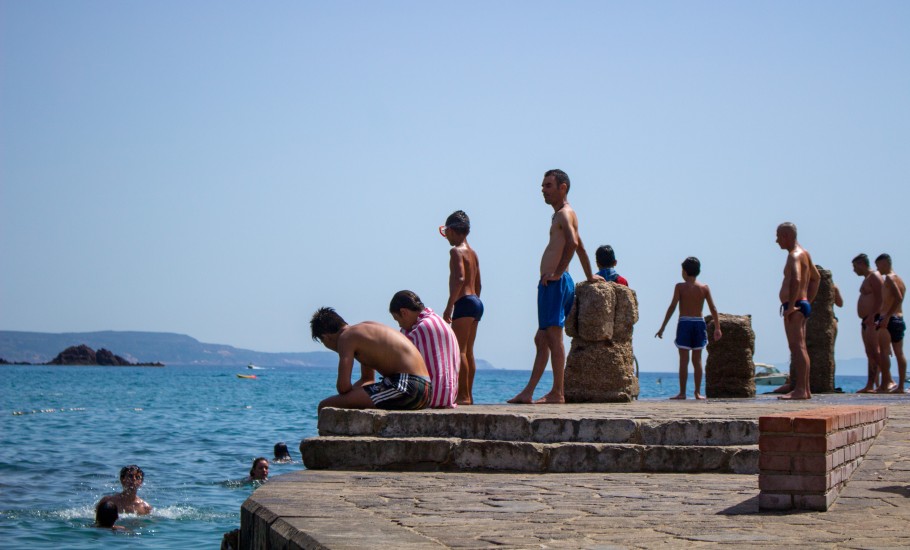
{"left": 0, "top": 330, "right": 498, "bottom": 369}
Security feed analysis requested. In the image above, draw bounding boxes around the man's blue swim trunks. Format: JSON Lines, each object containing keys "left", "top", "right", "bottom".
{"left": 887, "top": 316, "right": 906, "bottom": 343}
{"left": 538, "top": 272, "right": 575, "bottom": 330}
{"left": 780, "top": 300, "right": 812, "bottom": 318}
{"left": 675, "top": 317, "right": 708, "bottom": 350}
{"left": 452, "top": 294, "right": 484, "bottom": 321}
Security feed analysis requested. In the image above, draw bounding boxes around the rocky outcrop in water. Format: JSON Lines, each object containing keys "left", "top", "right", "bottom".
{"left": 47, "top": 345, "right": 163, "bottom": 366}
{"left": 705, "top": 314, "right": 756, "bottom": 398}
{"left": 565, "top": 281, "right": 639, "bottom": 402}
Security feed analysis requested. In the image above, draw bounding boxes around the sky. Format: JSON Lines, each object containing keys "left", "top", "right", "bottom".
{"left": 1, "top": 1, "right": 908, "bottom": 374}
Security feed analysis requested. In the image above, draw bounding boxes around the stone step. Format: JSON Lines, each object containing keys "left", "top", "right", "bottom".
{"left": 300, "top": 436, "right": 759, "bottom": 474}
{"left": 318, "top": 407, "right": 759, "bottom": 446}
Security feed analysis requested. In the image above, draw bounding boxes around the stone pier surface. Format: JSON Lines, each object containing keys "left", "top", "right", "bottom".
{"left": 243, "top": 396, "right": 910, "bottom": 549}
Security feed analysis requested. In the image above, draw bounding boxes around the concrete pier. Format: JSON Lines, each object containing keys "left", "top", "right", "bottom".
{"left": 241, "top": 395, "right": 910, "bottom": 549}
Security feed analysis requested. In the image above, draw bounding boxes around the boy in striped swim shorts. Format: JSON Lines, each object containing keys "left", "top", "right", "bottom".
{"left": 311, "top": 307, "right": 431, "bottom": 411}
{"left": 655, "top": 257, "right": 722, "bottom": 400}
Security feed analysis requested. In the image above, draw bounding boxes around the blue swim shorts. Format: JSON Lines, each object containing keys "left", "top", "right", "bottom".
{"left": 675, "top": 317, "right": 708, "bottom": 350}
{"left": 537, "top": 272, "right": 575, "bottom": 330}
{"left": 452, "top": 295, "right": 484, "bottom": 321}
{"left": 887, "top": 316, "right": 906, "bottom": 343}
{"left": 780, "top": 300, "right": 811, "bottom": 318}
{"left": 363, "top": 374, "right": 431, "bottom": 410}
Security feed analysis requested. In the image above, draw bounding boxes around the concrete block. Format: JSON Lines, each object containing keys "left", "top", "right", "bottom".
{"left": 547, "top": 443, "right": 642, "bottom": 473}
{"left": 452, "top": 440, "right": 546, "bottom": 472}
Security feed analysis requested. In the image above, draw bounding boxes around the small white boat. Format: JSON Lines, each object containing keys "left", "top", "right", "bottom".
{"left": 755, "top": 363, "right": 788, "bottom": 385}
{"left": 247, "top": 363, "right": 264, "bottom": 370}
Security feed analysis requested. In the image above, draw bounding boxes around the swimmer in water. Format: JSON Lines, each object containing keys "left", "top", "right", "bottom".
{"left": 96, "top": 465, "right": 152, "bottom": 515}
{"left": 94, "top": 500, "right": 125, "bottom": 530}
{"left": 273, "top": 442, "right": 292, "bottom": 463}
{"left": 248, "top": 457, "right": 269, "bottom": 481}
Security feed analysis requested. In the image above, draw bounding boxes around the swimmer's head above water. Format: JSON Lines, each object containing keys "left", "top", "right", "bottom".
{"left": 249, "top": 457, "right": 269, "bottom": 481}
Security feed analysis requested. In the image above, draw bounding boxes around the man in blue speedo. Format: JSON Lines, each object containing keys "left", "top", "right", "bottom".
{"left": 508, "top": 169, "right": 601, "bottom": 404}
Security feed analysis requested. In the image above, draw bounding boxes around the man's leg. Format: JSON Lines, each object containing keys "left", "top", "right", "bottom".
{"left": 858, "top": 323, "right": 878, "bottom": 393}
{"left": 671, "top": 349, "right": 689, "bottom": 399}
{"left": 536, "top": 326, "right": 566, "bottom": 403}
{"left": 780, "top": 315, "right": 811, "bottom": 400}
{"left": 875, "top": 329, "right": 895, "bottom": 392}
{"left": 508, "top": 330, "right": 550, "bottom": 403}
{"left": 318, "top": 387, "right": 375, "bottom": 411}
{"left": 692, "top": 349, "right": 706, "bottom": 400}
{"left": 892, "top": 340, "right": 907, "bottom": 393}
{"left": 452, "top": 317, "right": 474, "bottom": 405}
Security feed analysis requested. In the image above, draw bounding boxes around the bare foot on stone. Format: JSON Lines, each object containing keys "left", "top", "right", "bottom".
{"left": 778, "top": 390, "right": 811, "bottom": 400}
{"left": 876, "top": 382, "right": 897, "bottom": 394}
{"left": 694, "top": 393, "right": 707, "bottom": 400}
{"left": 669, "top": 393, "right": 686, "bottom": 400}
{"left": 890, "top": 386, "right": 909, "bottom": 394}
{"left": 857, "top": 385, "right": 876, "bottom": 394}
{"left": 507, "top": 391, "right": 534, "bottom": 404}
{"left": 534, "top": 392, "right": 565, "bottom": 404}
{"left": 772, "top": 383, "right": 792, "bottom": 394}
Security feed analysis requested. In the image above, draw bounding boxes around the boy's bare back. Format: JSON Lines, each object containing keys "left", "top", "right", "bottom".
{"left": 451, "top": 244, "right": 481, "bottom": 299}
{"left": 676, "top": 281, "right": 712, "bottom": 317}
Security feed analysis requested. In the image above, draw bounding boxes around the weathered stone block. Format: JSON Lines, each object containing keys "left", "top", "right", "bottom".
{"left": 566, "top": 281, "right": 616, "bottom": 341}
{"left": 611, "top": 283, "right": 639, "bottom": 344}
{"left": 639, "top": 419, "right": 758, "bottom": 446}
{"left": 642, "top": 445, "right": 730, "bottom": 473}
{"left": 452, "top": 440, "right": 546, "bottom": 472}
{"left": 301, "top": 436, "right": 456, "bottom": 470}
{"left": 547, "top": 443, "right": 642, "bottom": 472}
{"left": 705, "top": 313, "right": 756, "bottom": 398}
{"left": 565, "top": 339, "right": 638, "bottom": 403}
{"left": 807, "top": 266, "right": 837, "bottom": 393}
{"left": 318, "top": 408, "right": 383, "bottom": 436}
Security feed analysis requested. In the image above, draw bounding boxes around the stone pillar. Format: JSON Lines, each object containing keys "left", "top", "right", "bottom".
{"left": 807, "top": 266, "right": 837, "bottom": 393}
{"left": 565, "top": 281, "right": 639, "bottom": 402}
{"left": 705, "top": 314, "right": 755, "bottom": 398}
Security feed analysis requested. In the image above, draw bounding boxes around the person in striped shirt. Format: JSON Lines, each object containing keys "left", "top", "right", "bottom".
{"left": 390, "top": 290, "right": 460, "bottom": 408}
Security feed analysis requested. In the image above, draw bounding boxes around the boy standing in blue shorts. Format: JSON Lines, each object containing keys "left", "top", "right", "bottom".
{"left": 655, "top": 257, "right": 722, "bottom": 400}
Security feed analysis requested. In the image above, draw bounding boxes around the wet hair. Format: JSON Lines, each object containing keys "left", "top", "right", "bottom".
{"left": 310, "top": 307, "right": 347, "bottom": 342}
{"left": 875, "top": 253, "right": 892, "bottom": 265}
{"left": 273, "top": 442, "right": 291, "bottom": 461}
{"left": 445, "top": 210, "right": 470, "bottom": 235}
{"left": 250, "top": 457, "right": 268, "bottom": 477}
{"left": 682, "top": 257, "right": 701, "bottom": 277}
{"left": 119, "top": 465, "right": 143, "bottom": 482}
{"left": 595, "top": 245, "right": 616, "bottom": 267}
{"left": 852, "top": 253, "right": 870, "bottom": 267}
{"left": 544, "top": 169, "right": 570, "bottom": 193}
{"left": 777, "top": 222, "right": 797, "bottom": 236}
{"left": 389, "top": 290, "right": 424, "bottom": 313}
{"left": 96, "top": 501, "right": 119, "bottom": 528}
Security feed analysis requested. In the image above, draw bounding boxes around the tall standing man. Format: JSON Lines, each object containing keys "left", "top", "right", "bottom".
{"left": 852, "top": 254, "right": 885, "bottom": 393}
{"left": 875, "top": 254, "right": 906, "bottom": 393}
{"left": 508, "top": 169, "right": 600, "bottom": 404}
{"left": 776, "top": 222, "right": 820, "bottom": 400}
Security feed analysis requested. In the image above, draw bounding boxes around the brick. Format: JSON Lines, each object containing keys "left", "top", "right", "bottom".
{"left": 759, "top": 434, "right": 828, "bottom": 453}
{"left": 794, "top": 415, "right": 835, "bottom": 434}
{"left": 759, "top": 453, "right": 791, "bottom": 472}
{"left": 793, "top": 488, "right": 839, "bottom": 511}
{"left": 759, "top": 416, "right": 794, "bottom": 433}
{"left": 759, "top": 473, "right": 827, "bottom": 492}
{"left": 758, "top": 492, "right": 793, "bottom": 510}
{"left": 792, "top": 453, "right": 830, "bottom": 473}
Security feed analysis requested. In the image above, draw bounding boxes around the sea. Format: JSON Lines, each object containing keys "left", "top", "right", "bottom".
{"left": 0, "top": 365, "right": 869, "bottom": 549}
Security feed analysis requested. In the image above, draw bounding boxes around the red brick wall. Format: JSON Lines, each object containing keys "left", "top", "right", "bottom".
{"left": 758, "top": 406, "right": 887, "bottom": 511}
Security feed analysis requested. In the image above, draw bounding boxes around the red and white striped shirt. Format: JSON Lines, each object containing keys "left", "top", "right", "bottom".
{"left": 403, "top": 308, "right": 460, "bottom": 408}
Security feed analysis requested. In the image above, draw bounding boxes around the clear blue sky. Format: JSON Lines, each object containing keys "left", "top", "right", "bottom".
{"left": 2, "top": 1, "right": 908, "bottom": 373}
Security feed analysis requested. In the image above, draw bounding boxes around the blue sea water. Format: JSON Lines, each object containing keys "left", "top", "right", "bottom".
{"left": 0, "top": 365, "right": 868, "bottom": 549}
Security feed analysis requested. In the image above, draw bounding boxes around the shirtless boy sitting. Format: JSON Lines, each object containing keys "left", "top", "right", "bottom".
{"left": 311, "top": 307, "right": 432, "bottom": 411}
{"left": 96, "top": 464, "right": 152, "bottom": 516}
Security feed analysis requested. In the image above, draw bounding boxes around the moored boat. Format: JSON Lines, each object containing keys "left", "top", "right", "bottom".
{"left": 755, "top": 363, "right": 788, "bottom": 385}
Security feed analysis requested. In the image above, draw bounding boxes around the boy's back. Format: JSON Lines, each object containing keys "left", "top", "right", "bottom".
{"left": 676, "top": 281, "right": 710, "bottom": 317}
